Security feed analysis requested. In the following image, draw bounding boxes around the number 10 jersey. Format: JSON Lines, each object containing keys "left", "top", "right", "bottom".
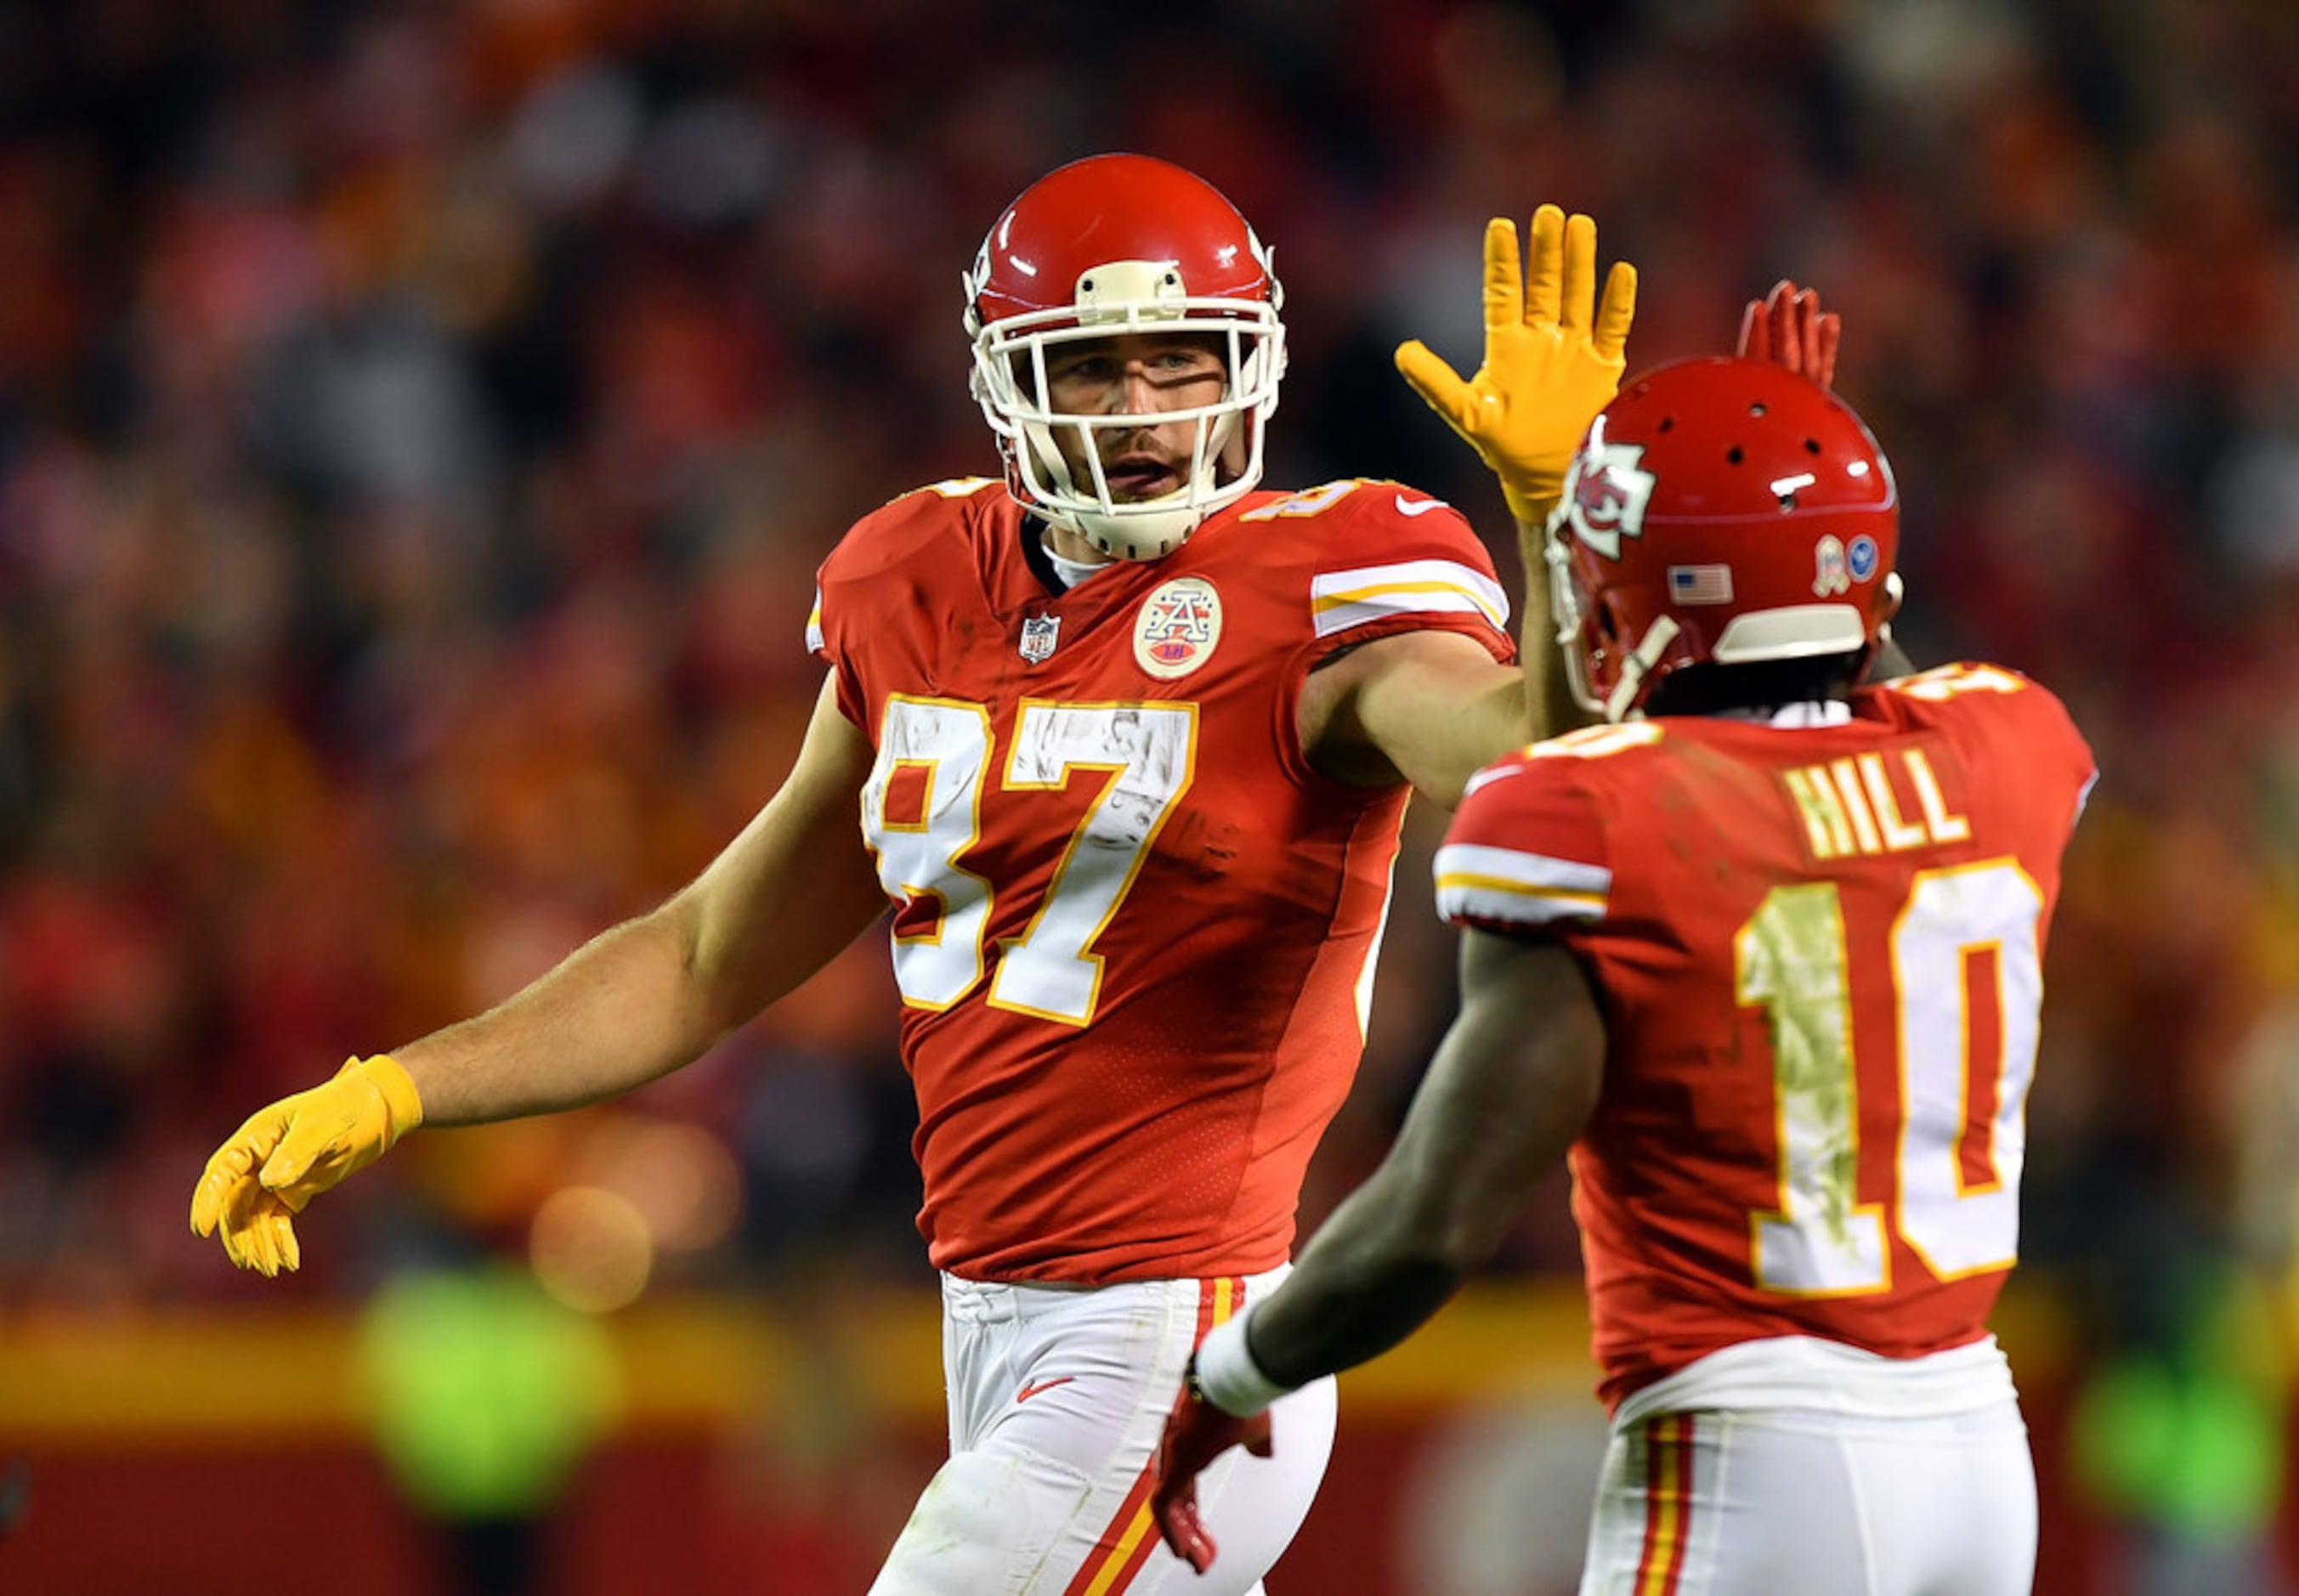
{"left": 811, "top": 477, "right": 1513, "bottom": 1285}
{"left": 1436, "top": 667, "right": 2097, "bottom": 1412}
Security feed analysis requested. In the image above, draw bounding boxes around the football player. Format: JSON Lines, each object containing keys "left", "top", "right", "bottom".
{"left": 191, "top": 154, "right": 1639, "bottom": 1593}
{"left": 1152, "top": 354, "right": 2096, "bottom": 1596}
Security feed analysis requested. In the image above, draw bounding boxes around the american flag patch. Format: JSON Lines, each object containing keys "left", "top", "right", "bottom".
{"left": 1668, "top": 564, "right": 1734, "bottom": 604}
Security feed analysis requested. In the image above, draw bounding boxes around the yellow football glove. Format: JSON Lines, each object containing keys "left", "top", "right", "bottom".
{"left": 190, "top": 1054, "right": 423, "bottom": 1276}
{"left": 1396, "top": 206, "right": 1638, "bottom": 524}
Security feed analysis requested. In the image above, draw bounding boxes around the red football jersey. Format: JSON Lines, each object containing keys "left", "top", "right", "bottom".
{"left": 811, "top": 477, "right": 1513, "bottom": 1283}
{"left": 1435, "top": 665, "right": 2097, "bottom": 1412}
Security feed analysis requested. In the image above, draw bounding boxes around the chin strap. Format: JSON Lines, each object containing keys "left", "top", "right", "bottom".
{"left": 1605, "top": 616, "right": 1681, "bottom": 723}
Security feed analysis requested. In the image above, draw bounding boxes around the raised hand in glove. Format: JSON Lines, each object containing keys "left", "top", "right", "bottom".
{"left": 1738, "top": 277, "right": 1841, "bottom": 388}
{"left": 1149, "top": 1360, "right": 1275, "bottom": 1576}
{"left": 1396, "top": 205, "right": 1638, "bottom": 524}
{"left": 190, "top": 1054, "right": 423, "bottom": 1276}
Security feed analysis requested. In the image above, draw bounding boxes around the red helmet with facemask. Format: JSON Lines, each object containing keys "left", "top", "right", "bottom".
{"left": 962, "top": 154, "right": 1286, "bottom": 561}
{"left": 1546, "top": 356, "right": 1901, "bottom": 722}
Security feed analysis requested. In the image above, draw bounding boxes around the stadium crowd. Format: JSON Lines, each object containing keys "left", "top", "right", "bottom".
{"left": 3, "top": 5, "right": 2298, "bottom": 1560}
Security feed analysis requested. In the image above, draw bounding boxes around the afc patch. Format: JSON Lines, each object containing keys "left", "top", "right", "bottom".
{"left": 1134, "top": 575, "right": 1222, "bottom": 680}
{"left": 1019, "top": 613, "right": 1062, "bottom": 664}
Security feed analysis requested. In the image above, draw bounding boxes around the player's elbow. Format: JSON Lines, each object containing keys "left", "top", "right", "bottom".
{"left": 1384, "top": 1172, "right": 1519, "bottom": 1281}
{"left": 1426, "top": 1201, "right": 1521, "bottom": 1279}
{"left": 649, "top": 891, "right": 746, "bottom": 1040}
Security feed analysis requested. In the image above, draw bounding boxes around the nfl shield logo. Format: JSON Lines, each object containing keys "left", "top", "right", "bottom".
{"left": 1019, "top": 614, "right": 1061, "bottom": 664}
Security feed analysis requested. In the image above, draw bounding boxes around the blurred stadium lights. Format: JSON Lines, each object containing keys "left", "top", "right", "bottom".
{"left": 529, "top": 1186, "right": 653, "bottom": 1314}
{"left": 570, "top": 1114, "right": 745, "bottom": 1257}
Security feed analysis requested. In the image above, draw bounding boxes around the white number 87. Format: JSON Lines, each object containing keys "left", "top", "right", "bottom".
{"left": 861, "top": 696, "right": 1198, "bottom": 1027}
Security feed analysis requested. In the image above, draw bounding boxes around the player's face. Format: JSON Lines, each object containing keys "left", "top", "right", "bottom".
{"left": 1039, "top": 332, "right": 1237, "bottom": 502}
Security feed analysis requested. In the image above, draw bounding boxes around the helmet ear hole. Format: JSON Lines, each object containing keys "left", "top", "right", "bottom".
{"left": 1593, "top": 596, "right": 1623, "bottom": 643}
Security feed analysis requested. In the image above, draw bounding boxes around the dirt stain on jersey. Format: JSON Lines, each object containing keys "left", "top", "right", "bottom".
{"left": 1749, "top": 883, "right": 1861, "bottom": 1245}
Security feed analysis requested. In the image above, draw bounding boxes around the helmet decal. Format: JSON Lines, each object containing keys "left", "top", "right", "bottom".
{"left": 1559, "top": 438, "right": 1657, "bottom": 561}
{"left": 1813, "top": 535, "right": 1849, "bottom": 597}
{"left": 1545, "top": 355, "right": 1901, "bottom": 722}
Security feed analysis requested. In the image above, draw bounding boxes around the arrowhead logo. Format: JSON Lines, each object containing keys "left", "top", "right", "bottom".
{"left": 1558, "top": 443, "right": 1656, "bottom": 561}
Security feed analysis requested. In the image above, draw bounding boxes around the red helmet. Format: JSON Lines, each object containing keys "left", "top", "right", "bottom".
{"left": 962, "top": 154, "right": 1286, "bottom": 560}
{"left": 1546, "top": 355, "right": 1900, "bottom": 722}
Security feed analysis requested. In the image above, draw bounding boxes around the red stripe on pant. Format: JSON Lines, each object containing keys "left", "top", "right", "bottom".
{"left": 1634, "top": 1412, "right": 1696, "bottom": 1596}
{"left": 1060, "top": 1276, "right": 1243, "bottom": 1596}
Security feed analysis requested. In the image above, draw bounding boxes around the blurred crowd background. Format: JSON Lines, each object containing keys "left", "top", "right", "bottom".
{"left": 5, "top": 0, "right": 2299, "bottom": 1589}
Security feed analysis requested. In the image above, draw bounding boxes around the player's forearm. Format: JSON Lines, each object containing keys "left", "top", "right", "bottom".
{"left": 396, "top": 832, "right": 886, "bottom": 1126}
{"left": 390, "top": 904, "right": 725, "bottom": 1126}
{"left": 1243, "top": 1163, "right": 1475, "bottom": 1389}
{"left": 1240, "top": 937, "right": 1604, "bottom": 1395}
{"left": 1515, "top": 507, "right": 1583, "bottom": 742}
{"left": 394, "top": 673, "right": 886, "bottom": 1128}
{"left": 1317, "top": 632, "right": 1543, "bottom": 809}
{"left": 1407, "top": 671, "right": 1537, "bottom": 808}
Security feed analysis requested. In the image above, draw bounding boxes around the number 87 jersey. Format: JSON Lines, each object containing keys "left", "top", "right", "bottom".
{"left": 810, "top": 475, "right": 1514, "bottom": 1286}
{"left": 1436, "top": 665, "right": 2097, "bottom": 1414}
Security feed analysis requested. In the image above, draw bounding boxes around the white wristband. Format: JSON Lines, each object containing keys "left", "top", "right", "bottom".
{"left": 1192, "top": 1300, "right": 1292, "bottom": 1418}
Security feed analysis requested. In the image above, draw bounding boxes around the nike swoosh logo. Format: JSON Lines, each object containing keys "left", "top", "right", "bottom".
{"left": 1395, "top": 494, "right": 1448, "bottom": 517}
{"left": 1016, "top": 1376, "right": 1076, "bottom": 1405}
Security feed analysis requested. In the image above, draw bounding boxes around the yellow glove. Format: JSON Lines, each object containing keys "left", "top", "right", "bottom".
{"left": 1396, "top": 206, "right": 1638, "bottom": 523}
{"left": 190, "top": 1054, "right": 423, "bottom": 1276}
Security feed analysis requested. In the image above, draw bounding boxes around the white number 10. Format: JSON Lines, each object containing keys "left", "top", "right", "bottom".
{"left": 861, "top": 697, "right": 1198, "bottom": 1026}
{"left": 1736, "top": 860, "right": 2044, "bottom": 1296}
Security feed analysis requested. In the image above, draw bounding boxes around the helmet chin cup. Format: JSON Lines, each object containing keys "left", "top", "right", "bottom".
{"left": 1073, "top": 500, "right": 1205, "bottom": 562}
{"left": 1011, "top": 393, "right": 1251, "bottom": 563}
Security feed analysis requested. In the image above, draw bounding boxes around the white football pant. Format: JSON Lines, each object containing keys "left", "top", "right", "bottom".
{"left": 1578, "top": 1401, "right": 2036, "bottom": 1595}
{"left": 871, "top": 1265, "right": 1338, "bottom": 1595}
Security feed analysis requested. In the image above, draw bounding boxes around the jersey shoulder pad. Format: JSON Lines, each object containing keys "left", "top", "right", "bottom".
{"left": 1435, "top": 741, "right": 1624, "bottom": 935}
{"left": 811, "top": 478, "right": 1002, "bottom": 659}
{"left": 1873, "top": 661, "right": 2095, "bottom": 813}
{"left": 823, "top": 477, "right": 1000, "bottom": 583}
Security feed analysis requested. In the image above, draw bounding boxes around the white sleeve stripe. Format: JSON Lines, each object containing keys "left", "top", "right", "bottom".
{"left": 1313, "top": 589, "right": 1506, "bottom": 638}
{"left": 1317, "top": 558, "right": 1508, "bottom": 608}
{"left": 806, "top": 587, "right": 825, "bottom": 654}
{"left": 1434, "top": 843, "right": 1610, "bottom": 897}
{"left": 1435, "top": 869, "right": 1606, "bottom": 905}
{"left": 1437, "top": 882, "right": 1606, "bottom": 926}
{"left": 1311, "top": 560, "right": 1509, "bottom": 633}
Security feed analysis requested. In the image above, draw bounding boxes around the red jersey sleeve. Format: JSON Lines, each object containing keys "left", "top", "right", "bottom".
{"left": 1430, "top": 727, "right": 1651, "bottom": 937}
{"left": 1294, "top": 482, "right": 1516, "bottom": 666}
{"left": 809, "top": 477, "right": 1002, "bottom": 728}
